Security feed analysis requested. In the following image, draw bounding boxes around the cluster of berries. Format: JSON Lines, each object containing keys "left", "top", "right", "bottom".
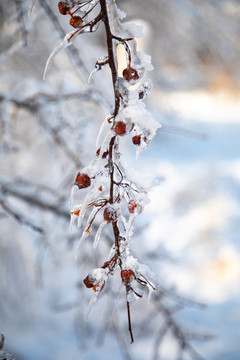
{"left": 83, "top": 268, "right": 135, "bottom": 293}
{"left": 58, "top": 1, "right": 83, "bottom": 28}
{"left": 75, "top": 172, "right": 138, "bottom": 217}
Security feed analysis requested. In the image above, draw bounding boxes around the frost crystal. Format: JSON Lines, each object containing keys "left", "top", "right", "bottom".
{"left": 137, "top": 51, "right": 154, "bottom": 71}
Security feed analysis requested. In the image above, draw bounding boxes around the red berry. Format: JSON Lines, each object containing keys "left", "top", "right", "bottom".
{"left": 96, "top": 147, "right": 109, "bottom": 158}
{"left": 123, "top": 67, "right": 139, "bottom": 82}
{"left": 58, "top": 1, "right": 70, "bottom": 15}
{"left": 128, "top": 200, "right": 137, "bottom": 214}
{"left": 75, "top": 172, "right": 91, "bottom": 189}
{"left": 83, "top": 271, "right": 105, "bottom": 292}
{"left": 121, "top": 269, "right": 135, "bottom": 283}
{"left": 113, "top": 121, "right": 127, "bottom": 136}
{"left": 83, "top": 275, "right": 95, "bottom": 288}
{"left": 132, "top": 135, "right": 141, "bottom": 146}
{"left": 69, "top": 16, "right": 83, "bottom": 28}
{"left": 103, "top": 206, "right": 117, "bottom": 223}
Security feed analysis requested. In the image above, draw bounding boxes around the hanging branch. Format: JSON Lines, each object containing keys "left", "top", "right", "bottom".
{"left": 42, "top": 2, "right": 211, "bottom": 352}
{"left": 52, "top": 0, "right": 160, "bottom": 343}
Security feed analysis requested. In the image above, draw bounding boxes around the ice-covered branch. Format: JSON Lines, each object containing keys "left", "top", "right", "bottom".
{"left": 58, "top": 0, "right": 160, "bottom": 342}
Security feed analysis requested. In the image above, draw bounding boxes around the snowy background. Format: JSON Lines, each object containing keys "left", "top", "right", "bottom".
{"left": 0, "top": 0, "right": 240, "bottom": 359}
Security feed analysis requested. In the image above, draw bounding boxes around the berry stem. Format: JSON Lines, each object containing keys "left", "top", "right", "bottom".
{"left": 99, "top": 0, "right": 123, "bottom": 281}
{"left": 99, "top": 0, "right": 120, "bottom": 117}
{"left": 100, "top": 0, "right": 134, "bottom": 343}
{"left": 127, "top": 293, "right": 134, "bottom": 344}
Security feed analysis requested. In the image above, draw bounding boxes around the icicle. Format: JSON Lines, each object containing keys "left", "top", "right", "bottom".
{"left": 70, "top": 205, "right": 82, "bottom": 231}
{"left": 108, "top": 244, "right": 116, "bottom": 260}
{"left": 96, "top": 121, "right": 112, "bottom": 149}
{"left": 69, "top": 185, "right": 78, "bottom": 208}
{"left": 75, "top": 230, "right": 90, "bottom": 260}
{"left": 93, "top": 221, "right": 107, "bottom": 249}
{"left": 43, "top": 30, "right": 76, "bottom": 80}
{"left": 77, "top": 187, "right": 98, "bottom": 228}
{"left": 88, "top": 67, "right": 98, "bottom": 83}
{"left": 125, "top": 213, "right": 136, "bottom": 241}
{"left": 131, "top": 285, "right": 143, "bottom": 299}
{"left": 127, "top": 289, "right": 137, "bottom": 303}
{"left": 70, "top": 213, "right": 77, "bottom": 231}
{"left": 77, "top": 206, "right": 87, "bottom": 228}
{"left": 120, "top": 214, "right": 128, "bottom": 231}
{"left": 147, "top": 285, "right": 154, "bottom": 304}
{"left": 84, "top": 207, "right": 96, "bottom": 231}
{"left": 86, "top": 292, "right": 98, "bottom": 321}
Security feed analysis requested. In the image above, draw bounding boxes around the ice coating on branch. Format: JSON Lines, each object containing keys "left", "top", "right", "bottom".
{"left": 75, "top": 230, "right": 90, "bottom": 260}
{"left": 88, "top": 67, "right": 98, "bottom": 83}
{"left": 106, "top": 1, "right": 138, "bottom": 63}
{"left": 87, "top": 292, "right": 98, "bottom": 320}
{"left": 125, "top": 213, "right": 136, "bottom": 241}
{"left": 69, "top": 185, "right": 79, "bottom": 208}
{"left": 96, "top": 118, "right": 112, "bottom": 149}
{"left": 65, "top": 0, "right": 160, "bottom": 321}
{"left": 127, "top": 289, "right": 139, "bottom": 303}
{"left": 106, "top": 1, "right": 125, "bottom": 36}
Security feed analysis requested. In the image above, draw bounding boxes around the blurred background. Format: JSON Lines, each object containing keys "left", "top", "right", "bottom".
{"left": 0, "top": 0, "right": 240, "bottom": 359}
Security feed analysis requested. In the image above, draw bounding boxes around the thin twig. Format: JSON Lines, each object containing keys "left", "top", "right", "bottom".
{"left": 15, "top": 0, "right": 28, "bottom": 46}
{"left": 126, "top": 298, "right": 134, "bottom": 344}
{"left": 0, "top": 197, "right": 44, "bottom": 234}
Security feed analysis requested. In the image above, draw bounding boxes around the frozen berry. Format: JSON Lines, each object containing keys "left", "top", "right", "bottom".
{"left": 113, "top": 121, "right": 127, "bottom": 136}
{"left": 123, "top": 67, "right": 139, "bottom": 82}
{"left": 128, "top": 200, "right": 137, "bottom": 214}
{"left": 121, "top": 269, "right": 135, "bottom": 283}
{"left": 96, "top": 147, "right": 109, "bottom": 158}
{"left": 132, "top": 135, "right": 141, "bottom": 146}
{"left": 83, "top": 275, "right": 95, "bottom": 288}
{"left": 70, "top": 209, "right": 81, "bottom": 216}
{"left": 93, "top": 282, "right": 105, "bottom": 292}
{"left": 103, "top": 206, "right": 117, "bottom": 223}
{"left": 58, "top": 1, "right": 70, "bottom": 15}
{"left": 93, "top": 284, "right": 99, "bottom": 292}
{"left": 75, "top": 172, "right": 91, "bottom": 189}
{"left": 69, "top": 16, "right": 83, "bottom": 28}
